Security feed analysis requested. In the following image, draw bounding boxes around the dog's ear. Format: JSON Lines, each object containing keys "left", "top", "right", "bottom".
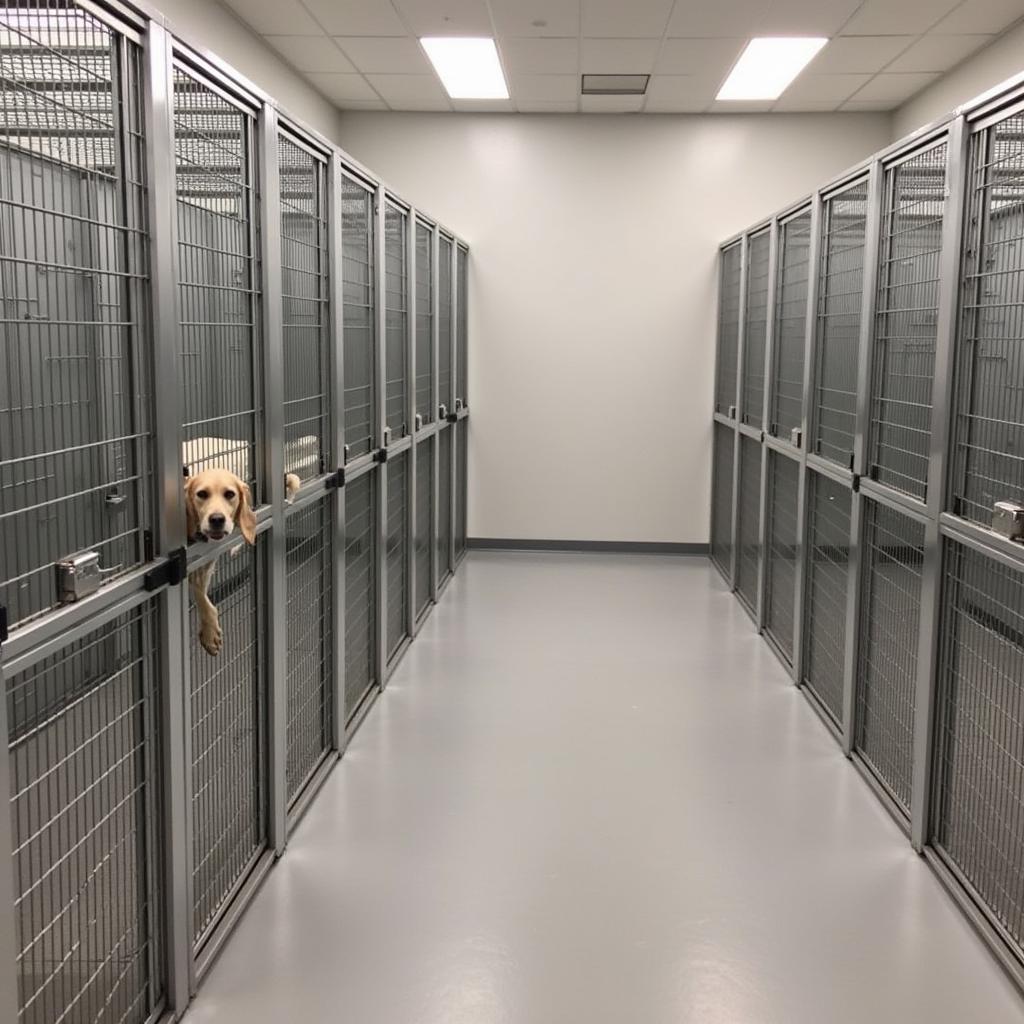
{"left": 237, "top": 480, "right": 256, "bottom": 545}
{"left": 184, "top": 476, "right": 199, "bottom": 541}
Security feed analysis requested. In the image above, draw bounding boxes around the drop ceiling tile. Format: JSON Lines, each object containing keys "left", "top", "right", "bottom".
{"left": 668, "top": 0, "right": 771, "bottom": 37}
{"left": 490, "top": 0, "right": 580, "bottom": 37}
{"left": 452, "top": 98, "right": 516, "bottom": 110}
{"left": 840, "top": 98, "right": 898, "bottom": 110}
{"left": 840, "top": 0, "right": 960, "bottom": 35}
{"left": 582, "top": 0, "right": 675, "bottom": 37}
{"left": 933, "top": 0, "right": 1024, "bottom": 33}
{"left": 516, "top": 99, "right": 579, "bottom": 112}
{"left": 644, "top": 75, "right": 717, "bottom": 111}
{"left": 580, "top": 93, "right": 646, "bottom": 111}
{"left": 335, "top": 36, "right": 433, "bottom": 73}
{"left": 222, "top": 0, "right": 322, "bottom": 35}
{"left": 808, "top": 36, "right": 916, "bottom": 74}
{"left": 390, "top": 0, "right": 494, "bottom": 36}
{"left": 510, "top": 74, "right": 578, "bottom": 102}
{"left": 849, "top": 71, "right": 941, "bottom": 102}
{"left": 299, "top": 0, "right": 407, "bottom": 35}
{"left": 340, "top": 100, "right": 391, "bottom": 109}
{"left": 655, "top": 37, "right": 744, "bottom": 76}
{"left": 885, "top": 33, "right": 994, "bottom": 72}
{"left": 772, "top": 98, "right": 844, "bottom": 111}
{"left": 305, "top": 72, "right": 380, "bottom": 103}
{"left": 365, "top": 73, "right": 451, "bottom": 109}
{"left": 263, "top": 36, "right": 356, "bottom": 73}
{"left": 774, "top": 73, "right": 872, "bottom": 109}
{"left": 581, "top": 38, "right": 661, "bottom": 74}
{"left": 501, "top": 37, "right": 579, "bottom": 74}
{"left": 757, "top": 0, "right": 863, "bottom": 34}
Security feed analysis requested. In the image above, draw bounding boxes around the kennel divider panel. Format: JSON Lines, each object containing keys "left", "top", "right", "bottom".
{"left": 868, "top": 142, "right": 948, "bottom": 501}
{"left": 742, "top": 230, "right": 771, "bottom": 429}
{"left": 715, "top": 243, "right": 742, "bottom": 416}
{"left": 436, "top": 427, "right": 453, "bottom": 586}
{"left": 802, "top": 471, "right": 853, "bottom": 727}
{"left": 438, "top": 234, "right": 454, "bottom": 416}
{"left": 0, "top": 7, "right": 154, "bottom": 630}
{"left": 812, "top": 178, "right": 869, "bottom": 468}
{"left": 284, "top": 498, "right": 334, "bottom": 808}
{"left": 341, "top": 172, "right": 376, "bottom": 461}
{"left": 188, "top": 536, "right": 268, "bottom": 949}
{"left": 415, "top": 221, "right": 435, "bottom": 426}
{"left": 385, "top": 451, "right": 410, "bottom": 663}
{"left": 6, "top": 601, "right": 166, "bottom": 1024}
{"left": 710, "top": 423, "right": 735, "bottom": 582}
{"left": 455, "top": 420, "right": 468, "bottom": 565}
{"left": 456, "top": 244, "right": 468, "bottom": 411}
{"left": 932, "top": 539, "right": 1024, "bottom": 967}
{"left": 951, "top": 111, "right": 1024, "bottom": 525}
{"left": 764, "top": 450, "right": 800, "bottom": 664}
{"left": 735, "top": 434, "right": 762, "bottom": 614}
{"left": 383, "top": 200, "right": 409, "bottom": 441}
{"left": 278, "top": 130, "right": 329, "bottom": 482}
{"left": 173, "top": 63, "right": 263, "bottom": 499}
{"left": 415, "top": 437, "right": 434, "bottom": 621}
{"left": 344, "top": 469, "right": 377, "bottom": 725}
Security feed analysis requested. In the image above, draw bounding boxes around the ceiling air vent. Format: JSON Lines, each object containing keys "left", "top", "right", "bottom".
{"left": 581, "top": 74, "right": 649, "bottom": 96}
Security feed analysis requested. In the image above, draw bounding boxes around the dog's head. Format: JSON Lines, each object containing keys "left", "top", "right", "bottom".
{"left": 185, "top": 468, "right": 256, "bottom": 545}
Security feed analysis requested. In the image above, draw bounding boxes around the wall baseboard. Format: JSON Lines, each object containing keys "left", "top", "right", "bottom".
{"left": 467, "top": 538, "right": 709, "bottom": 555}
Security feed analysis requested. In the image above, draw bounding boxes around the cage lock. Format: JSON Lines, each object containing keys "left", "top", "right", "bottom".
{"left": 55, "top": 552, "right": 122, "bottom": 604}
{"left": 992, "top": 502, "right": 1024, "bottom": 543}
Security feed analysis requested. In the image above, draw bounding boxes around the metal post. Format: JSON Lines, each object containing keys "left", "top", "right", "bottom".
{"left": 911, "top": 116, "right": 969, "bottom": 851}
{"left": 375, "top": 188, "right": 388, "bottom": 685}
{"left": 258, "top": 103, "right": 288, "bottom": 856}
{"left": 0, "top": 662, "right": 20, "bottom": 1024}
{"left": 329, "top": 154, "right": 348, "bottom": 749}
{"left": 791, "top": 195, "right": 823, "bottom": 685}
{"left": 729, "top": 235, "right": 749, "bottom": 590}
{"left": 143, "top": 20, "right": 192, "bottom": 1010}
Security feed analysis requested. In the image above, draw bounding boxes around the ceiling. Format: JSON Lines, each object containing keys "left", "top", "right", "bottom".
{"left": 221, "top": 0, "right": 1024, "bottom": 113}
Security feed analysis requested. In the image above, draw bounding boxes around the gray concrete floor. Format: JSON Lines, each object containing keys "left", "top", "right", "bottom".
{"left": 185, "top": 553, "right": 1024, "bottom": 1024}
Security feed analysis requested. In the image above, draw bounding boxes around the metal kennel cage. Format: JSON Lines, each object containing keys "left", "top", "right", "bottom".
{"left": 436, "top": 426, "right": 453, "bottom": 587}
{"left": 438, "top": 233, "right": 453, "bottom": 415}
{"left": 735, "top": 434, "right": 762, "bottom": 615}
{"left": 455, "top": 419, "right": 468, "bottom": 564}
{"left": 742, "top": 229, "right": 771, "bottom": 429}
{"left": 763, "top": 450, "right": 800, "bottom": 663}
{"left": 383, "top": 199, "right": 409, "bottom": 443}
{"left": 0, "top": 2, "right": 152, "bottom": 630}
{"left": 344, "top": 469, "right": 377, "bottom": 725}
{"left": 385, "top": 451, "right": 410, "bottom": 665}
{"left": 710, "top": 422, "right": 735, "bottom": 582}
{"left": 414, "top": 437, "right": 433, "bottom": 623}
{"left": 456, "top": 244, "right": 468, "bottom": 412}
{"left": 715, "top": 242, "right": 742, "bottom": 417}
{"left": 415, "top": 219, "right": 434, "bottom": 426}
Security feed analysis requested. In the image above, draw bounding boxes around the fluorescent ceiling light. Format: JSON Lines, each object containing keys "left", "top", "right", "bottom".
{"left": 421, "top": 37, "right": 509, "bottom": 100}
{"left": 717, "top": 37, "right": 827, "bottom": 101}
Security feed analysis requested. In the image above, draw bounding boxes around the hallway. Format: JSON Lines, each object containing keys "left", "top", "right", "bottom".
{"left": 184, "top": 553, "right": 1024, "bottom": 1024}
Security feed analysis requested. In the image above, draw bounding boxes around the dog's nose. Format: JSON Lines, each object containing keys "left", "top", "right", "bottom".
{"left": 208, "top": 513, "right": 226, "bottom": 529}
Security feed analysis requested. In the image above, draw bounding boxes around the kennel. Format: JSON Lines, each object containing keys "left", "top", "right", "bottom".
{"left": 742, "top": 229, "right": 771, "bottom": 430}
{"left": 735, "top": 435, "right": 762, "bottom": 616}
{"left": 714, "top": 242, "right": 742, "bottom": 418}
{"left": 709, "top": 422, "right": 735, "bottom": 582}
{"left": 763, "top": 450, "right": 800, "bottom": 664}
{"left": 0, "top": 1, "right": 471, "bottom": 1018}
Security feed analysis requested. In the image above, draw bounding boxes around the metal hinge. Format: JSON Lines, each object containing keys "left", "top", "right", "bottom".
{"left": 852, "top": 474, "right": 861, "bottom": 493}
{"left": 447, "top": 411, "right": 459, "bottom": 424}
{"left": 375, "top": 448, "right": 389, "bottom": 464}
{"left": 325, "top": 468, "right": 346, "bottom": 489}
{"left": 0, "top": 606, "right": 8, "bottom": 648}
{"left": 144, "top": 547, "right": 187, "bottom": 592}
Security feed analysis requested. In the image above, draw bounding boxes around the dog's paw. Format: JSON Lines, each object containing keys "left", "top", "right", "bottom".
{"left": 200, "top": 620, "right": 223, "bottom": 656}
{"left": 285, "top": 473, "right": 301, "bottom": 505}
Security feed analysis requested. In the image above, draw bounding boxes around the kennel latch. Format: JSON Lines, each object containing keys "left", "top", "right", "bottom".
{"left": 55, "top": 552, "right": 122, "bottom": 604}
{"left": 992, "top": 502, "right": 1024, "bottom": 542}
{"left": 143, "top": 547, "right": 188, "bottom": 592}
{"left": 325, "top": 468, "right": 346, "bottom": 489}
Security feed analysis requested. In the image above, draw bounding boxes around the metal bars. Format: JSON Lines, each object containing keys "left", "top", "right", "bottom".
{"left": 383, "top": 201, "right": 408, "bottom": 441}
{"left": 763, "top": 450, "right": 800, "bottom": 663}
{"left": 710, "top": 423, "right": 735, "bottom": 581}
{"left": 415, "top": 221, "right": 434, "bottom": 426}
{"left": 385, "top": 452, "right": 409, "bottom": 661}
{"left": 735, "top": 434, "right": 762, "bottom": 613}
{"left": 742, "top": 230, "right": 771, "bottom": 428}
{"left": 715, "top": 243, "right": 742, "bottom": 416}
{"left": 344, "top": 471, "right": 376, "bottom": 724}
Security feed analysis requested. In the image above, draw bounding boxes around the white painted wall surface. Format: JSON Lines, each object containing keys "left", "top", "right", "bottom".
{"left": 338, "top": 112, "right": 891, "bottom": 544}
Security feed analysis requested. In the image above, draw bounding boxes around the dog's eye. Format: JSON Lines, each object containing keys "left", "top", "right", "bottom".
{"left": 196, "top": 489, "right": 209, "bottom": 500}
{"left": 224, "top": 489, "right": 236, "bottom": 501}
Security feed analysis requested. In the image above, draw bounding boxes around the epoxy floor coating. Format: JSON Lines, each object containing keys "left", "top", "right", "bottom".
{"left": 184, "top": 554, "right": 1024, "bottom": 1024}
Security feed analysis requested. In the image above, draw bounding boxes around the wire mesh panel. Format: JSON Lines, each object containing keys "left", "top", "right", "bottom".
{"left": 855, "top": 500, "right": 924, "bottom": 813}
{"left": 764, "top": 451, "right": 800, "bottom": 662}
{"left": 812, "top": 178, "right": 869, "bottom": 467}
{"left": 715, "top": 243, "right": 741, "bottom": 415}
{"left": 933, "top": 541, "right": 1024, "bottom": 955}
{"left": 7, "top": 603, "right": 165, "bottom": 1024}
{"left": 344, "top": 471, "right": 376, "bottom": 722}
{"left": 415, "top": 440, "right": 433, "bottom": 620}
{"left": 868, "top": 144, "right": 947, "bottom": 500}
{"left": 189, "top": 538, "right": 267, "bottom": 944}
{"left": 710, "top": 423, "right": 734, "bottom": 580}
{"left": 285, "top": 499, "right": 333, "bottom": 806}
{"left": 0, "top": 5, "right": 152, "bottom": 629}
{"left": 952, "top": 114, "right": 1024, "bottom": 524}
{"left": 735, "top": 435, "right": 762, "bottom": 613}
{"left": 279, "top": 133, "right": 329, "bottom": 482}
{"left": 174, "top": 66, "right": 261, "bottom": 496}
{"left": 455, "top": 419, "right": 468, "bottom": 562}
{"left": 802, "top": 472, "right": 852, "bottom": 725}
{"left": 437, "top": 427, "right": 452, "bottom": 584}
{"left": 770, "top": 208, "right": 812, "bottom": 439}
{"left": 386, "top": 451, "right": 409, "bottom": 660}
{"left": 342, "top": 174, "right": 375, "bottom": 460}
{"left": 438, "top": 235, "right": 453, "bottom": 413}
{"left": 384, "top": 202, "right": 408, "bottom": 440}
{"left": 742, "top": 229, "right": 771, "bottom": 428}
{"left": 457, "top": 245, "right": 468, "bottom": 407}
{"left": 415, "top": 222, "right": 434, "bottom": 426}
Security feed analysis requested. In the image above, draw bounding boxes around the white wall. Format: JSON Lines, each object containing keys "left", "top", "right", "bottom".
{"left": 894, "top": 21, "right": 1024, "bottom": 139}
{"left": 338, "top": 112, "right": 891, "bottom": 544}
{"left": 156, "top": 0, "right": 342, "bottom": 142}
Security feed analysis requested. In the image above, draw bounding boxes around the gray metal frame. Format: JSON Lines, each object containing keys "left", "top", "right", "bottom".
{"left": 711, "top": 83, "right": 1024, "bottom": 992}
{"left": 0, "top": 1, "right": 471, "bottom": 1020}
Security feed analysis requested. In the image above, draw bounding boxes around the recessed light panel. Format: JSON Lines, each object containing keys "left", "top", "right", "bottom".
{"left": 717, "top": 37, "right": 828, "bottom": 101}
{"left": 420, "top": 37, "right": 509, "bottom": 100}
